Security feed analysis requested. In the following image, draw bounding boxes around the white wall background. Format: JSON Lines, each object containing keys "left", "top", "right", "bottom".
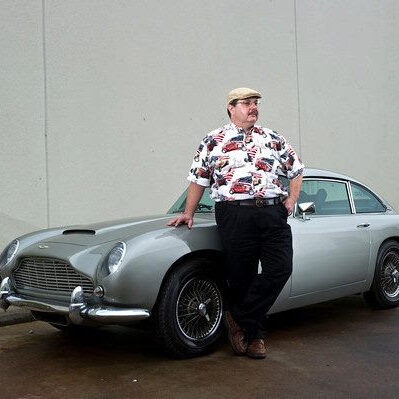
{"left": 1, "top": 0, "right": 398, "bottom": 248}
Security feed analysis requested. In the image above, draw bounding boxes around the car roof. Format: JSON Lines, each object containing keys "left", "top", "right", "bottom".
{"left": 304, "top": 168, "right": 361, "bottom": 184}
{"left": 301, "top": 168, "right": 394, "bottom": 211}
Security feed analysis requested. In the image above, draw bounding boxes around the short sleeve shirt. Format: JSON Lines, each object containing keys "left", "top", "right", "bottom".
{"left": 187, "top": 123, "right": 304, "bottom": 201}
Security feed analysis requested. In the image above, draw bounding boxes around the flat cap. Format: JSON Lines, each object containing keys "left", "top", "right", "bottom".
{"left": 227, "top": 87, "right": 262, "bottom": 104}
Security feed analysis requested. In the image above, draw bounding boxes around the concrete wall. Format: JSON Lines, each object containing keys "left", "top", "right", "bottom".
{"left": 0, "top": 1, "right": 48, "bottom": 246}
{"left": 1, "top": 0, "right": 398, "bottom": 248}
{"left": 297, "top": 0, "right": 399, "bottom": 199}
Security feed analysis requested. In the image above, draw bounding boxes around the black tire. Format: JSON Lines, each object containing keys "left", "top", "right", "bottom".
{"left": 364, "top": 240, "right": 399, "bottom": 309}
{"left": 154, "top": 259, "right": 224, "bottom": 358}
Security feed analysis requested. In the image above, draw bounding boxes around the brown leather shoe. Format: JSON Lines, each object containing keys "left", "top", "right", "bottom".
{"left": 224, "top": 311, "right": 247, "bottom": 355}
{"left": 246, "top": 338, "right": 266, "bottom": 359}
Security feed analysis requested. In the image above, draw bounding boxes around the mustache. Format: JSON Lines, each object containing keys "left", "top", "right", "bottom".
{"left": 249, "top": 111, "right": 258, "bottom": 116}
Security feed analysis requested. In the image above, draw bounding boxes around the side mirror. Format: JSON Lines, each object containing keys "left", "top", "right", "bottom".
{"left": 297, "top": 202, "right": 316, "bottom": 220}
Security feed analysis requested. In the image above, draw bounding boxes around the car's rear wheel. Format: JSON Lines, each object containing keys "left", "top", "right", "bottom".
{"left": 154, "top": 259, "right": 224, "bottom": 358}
{"left": 364, "top": 240, "right": 399, "bottom": 309}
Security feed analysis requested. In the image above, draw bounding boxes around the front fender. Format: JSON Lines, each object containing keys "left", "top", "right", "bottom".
{"left": 100, "top": 223, "right": 222, "bottom": 309}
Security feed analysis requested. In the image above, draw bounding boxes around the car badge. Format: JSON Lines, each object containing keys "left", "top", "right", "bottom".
{"left": 38, "top": 243, "right": 49, "bottom": 249}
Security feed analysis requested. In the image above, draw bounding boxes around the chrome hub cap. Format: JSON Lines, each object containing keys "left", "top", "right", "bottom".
{"left": 381, "top": 251, "right": 399, "bottom": 298}
{"left": 198, "top": 303, "right": 207, "bottom": 317}
{"left": 176, "top": 278, "right": 222, "bottom": 341}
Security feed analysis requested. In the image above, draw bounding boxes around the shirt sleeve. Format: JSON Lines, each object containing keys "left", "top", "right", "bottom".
{"left": 187, "top": 137, "right": 212, "bottom": 187}
{"left": 275, "top": 134, "right": 305, "bottom": 180}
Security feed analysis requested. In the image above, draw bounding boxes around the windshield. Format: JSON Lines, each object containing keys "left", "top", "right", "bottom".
{"left": 167, "top": 189, "right": 215, "bottom": 214}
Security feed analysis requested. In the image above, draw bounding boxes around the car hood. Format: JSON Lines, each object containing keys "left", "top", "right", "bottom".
{"left": 45, "top": 214, "right": 214, "bottom": 246}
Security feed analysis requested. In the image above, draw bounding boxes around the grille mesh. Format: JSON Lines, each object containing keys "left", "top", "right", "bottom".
{"left": 14, "top": 257, "right": 94, "bottom": 295}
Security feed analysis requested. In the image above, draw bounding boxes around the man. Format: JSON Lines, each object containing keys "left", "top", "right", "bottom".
{"left": 168, "top": 88, "right": 304, "bottom": 359}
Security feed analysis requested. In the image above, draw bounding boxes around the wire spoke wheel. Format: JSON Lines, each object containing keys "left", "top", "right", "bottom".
{"left": 381, "top": 250, "right": 399, "bottom": 298}
{"left": 364, "top": 241, "right": 399, "bottom": 309}
{"left": 156, "top": 260, "right": 224, "bottom": 357}
{"left": 176, "top": 278, "right": 222, "bottom": 341}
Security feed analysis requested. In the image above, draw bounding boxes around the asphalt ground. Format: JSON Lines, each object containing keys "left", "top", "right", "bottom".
{"left": 1, "top": 295, "right": 399, "bottom": 399}
{"left": 0, "top": 305, "right": 33, "bottom": 326}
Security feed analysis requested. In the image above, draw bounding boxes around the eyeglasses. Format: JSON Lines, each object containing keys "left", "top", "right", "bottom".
{"left": 236, "top": 99, "right": 260, "bottom": 107}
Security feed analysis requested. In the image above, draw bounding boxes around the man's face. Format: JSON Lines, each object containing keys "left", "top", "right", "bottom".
{"left": 228, "top": 97, "right": 259, "bottom": 129}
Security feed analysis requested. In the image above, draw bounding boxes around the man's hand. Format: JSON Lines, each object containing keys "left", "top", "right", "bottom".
{"left": 167, "top": 213, "right": 194, "bottom": 229}
{"left": 283, "top": 197, "right": 296, "bottom": 215}
{"left": 167, "top": 182, "right": 206, "bottom": 230}
{"left": 284, "top": 174, "right": 303, "bottom": 215}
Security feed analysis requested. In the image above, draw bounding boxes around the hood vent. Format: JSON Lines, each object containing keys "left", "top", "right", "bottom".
{"left": 62, "top": 229, "right": 96, "bottom": 235}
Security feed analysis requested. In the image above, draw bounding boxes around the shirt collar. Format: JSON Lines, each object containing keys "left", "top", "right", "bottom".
{"left": 229, "top": 122, "right": 255, "bottom": 134}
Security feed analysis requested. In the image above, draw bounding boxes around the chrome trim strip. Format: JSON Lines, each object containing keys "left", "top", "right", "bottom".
{"left": 347, "top": 181, "right": 356, "bottom": 214}
{"left": 6, "top": 295, "right": 69, "bottom": 313}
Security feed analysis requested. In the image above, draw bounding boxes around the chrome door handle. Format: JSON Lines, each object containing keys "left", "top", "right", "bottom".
{"left": 357, "top": 223, "right": 370, "bottom": 228}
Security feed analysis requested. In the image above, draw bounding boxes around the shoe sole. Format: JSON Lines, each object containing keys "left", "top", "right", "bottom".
{"left": 246, "top": 351, "right": 266, "bottom": 359}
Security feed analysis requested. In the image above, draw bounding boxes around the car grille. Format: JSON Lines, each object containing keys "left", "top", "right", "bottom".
{"left": 13, "top": 257, "right": 94, "bottom": 295}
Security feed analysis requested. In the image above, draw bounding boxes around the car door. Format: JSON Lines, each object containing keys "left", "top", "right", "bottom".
{"left": 290, "top": 178, "right": 371, "bottom": 297}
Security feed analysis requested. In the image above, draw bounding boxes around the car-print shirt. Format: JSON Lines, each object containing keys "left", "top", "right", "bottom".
{"left": 187, "top": 123, "right": 304, "bottom": 201}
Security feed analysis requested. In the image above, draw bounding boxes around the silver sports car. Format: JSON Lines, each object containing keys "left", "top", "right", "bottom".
{"left": 1, "top": 169, "right": 399, "bottom": 358}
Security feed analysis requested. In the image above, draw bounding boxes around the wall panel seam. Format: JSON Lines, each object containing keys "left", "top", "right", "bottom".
{"left": 42, "top": 0, "right": 50, "bottom": 228}
{"left": 294, "top": 0, "right": 302, "bottom": 156}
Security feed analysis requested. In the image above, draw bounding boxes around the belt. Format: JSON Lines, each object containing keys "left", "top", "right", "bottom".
{"left": 223, "top": 197, "right": 284, "bottom": 207}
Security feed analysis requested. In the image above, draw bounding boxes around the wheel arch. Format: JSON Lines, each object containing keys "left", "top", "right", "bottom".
{"left": 366, "top": 236, "right": 399, "bottom": 290}
{"left": 379, "top": 237, "right": 399, "bottom": 248}
{"left": 152, "top": 249, "right": 226, "bottom": 314}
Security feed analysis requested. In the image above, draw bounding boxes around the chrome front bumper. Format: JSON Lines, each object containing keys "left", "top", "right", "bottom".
{"left": 0, "top": 277, "right": 150, "bottom": 325}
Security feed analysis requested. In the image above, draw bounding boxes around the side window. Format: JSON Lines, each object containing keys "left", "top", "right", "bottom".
{"left": 351, "top": 183, "right": 386, "bottom": 213}
{"left": 297, "top": 180, "right": 351, "bottom": 215}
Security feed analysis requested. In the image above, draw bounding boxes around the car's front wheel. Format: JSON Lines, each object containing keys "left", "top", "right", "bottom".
{"left": 154, "top": 259, "right": 224, "bottom": 358}
{"left": 364, "top": 240, "right": 399, "bottom": 309}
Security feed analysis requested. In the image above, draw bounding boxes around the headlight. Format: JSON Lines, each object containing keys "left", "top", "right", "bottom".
{"left": 0, "top": 239, "right": 19, "bottom": 268}
{"left": 106, "top": 242, "right": 126, "bottom": 274}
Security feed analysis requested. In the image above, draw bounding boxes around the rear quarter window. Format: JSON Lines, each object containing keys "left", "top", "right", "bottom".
{"left": 351, "top": 183, "right": 386, "bottom": 213}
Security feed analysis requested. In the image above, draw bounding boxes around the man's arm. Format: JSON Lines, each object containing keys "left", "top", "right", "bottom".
{"left": 167, "top": 182, "right": 206, "bottom": 229}
{"left": 283, "top": 174, "right": 303, "bottom": 215}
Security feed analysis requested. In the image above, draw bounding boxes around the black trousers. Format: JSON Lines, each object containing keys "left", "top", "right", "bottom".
{"left": 215, "top": 201, "right": 293, "bottom": 339}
